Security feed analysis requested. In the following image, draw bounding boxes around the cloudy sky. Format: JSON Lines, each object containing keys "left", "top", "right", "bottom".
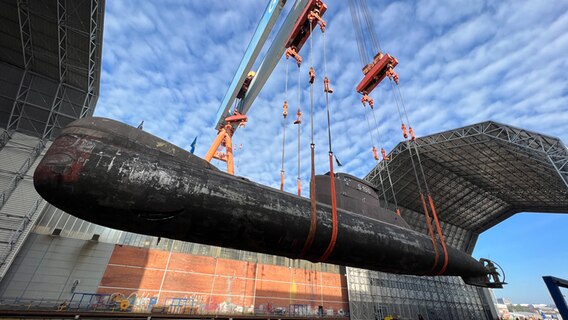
{"left": 96, "top": 0, "right": 568, "bottom": 304}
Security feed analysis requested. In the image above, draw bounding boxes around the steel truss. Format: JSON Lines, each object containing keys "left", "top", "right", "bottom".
{"left": 41, "top": 0, "right": 68, "bottom": 141}
{"left": 365, "top": 121, "right": 568, "bottom": 233}
{"left": 1, "top": 0, "right": 34, "bottom": 151}
{"left": 80, "top": 0, "right": 100, "bottom": 118}
{"left": 0, "top": 0, "right": 71, "bottom": 213}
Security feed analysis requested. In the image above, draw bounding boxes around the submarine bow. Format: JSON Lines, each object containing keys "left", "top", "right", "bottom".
{"left": 34, "top": 117, "right": 504, "bottom": 288}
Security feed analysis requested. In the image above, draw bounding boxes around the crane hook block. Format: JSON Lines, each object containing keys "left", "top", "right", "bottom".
{"left": 409, "top": 127, "right": 416, "bottom": 141}
{"left": 294, "top": 110, "right": 302, "bottom": 124}
{"left": 286, "top": 47, "right": 302, "bottom": 66}
{"left": 372, "top": 146, "right": 379, "bottom": 161}
{"left": 324, "top": 77, "right": 333, "bottom": 93}
{"left": 283, "top": 101, "right": 288, "bottom": 118}
{"left": 356, "top": 53, "right": 398, "bottom": 95}
{"left": 401, "top": 123, "right": 409, "bottom": 139}
{"left": 386, "top": 67, "right": 399, "bottom": 85}
{"left": 361, "top": 94, "right": 374, "bottom": 109}
{"left": 309, "top": 67, "right": 315, "bottom": 84}
{"left": 381, "top": 148, "right": 389, "bottom": 161}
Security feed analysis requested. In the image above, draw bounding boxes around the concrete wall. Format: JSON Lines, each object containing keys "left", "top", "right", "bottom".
{"left": 0, "top": 233, "right": 114, "bottom": 302}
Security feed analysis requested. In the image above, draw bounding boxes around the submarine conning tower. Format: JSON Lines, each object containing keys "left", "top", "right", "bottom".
{"left": 315, "top": 172, "right": 411, "bottom": 229}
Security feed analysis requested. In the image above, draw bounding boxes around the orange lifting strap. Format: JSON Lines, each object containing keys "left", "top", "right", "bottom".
{"left": 318, "top": 152, "right": 339, "bottom": 262}
{"left": 300, "top": 143, "right": 318, "bottom": 257}
{"left": 420, "top": 193, "right": 439, "bottom": 275}
{"left": 428, "top": 194, "right": 449, "bottom": 275}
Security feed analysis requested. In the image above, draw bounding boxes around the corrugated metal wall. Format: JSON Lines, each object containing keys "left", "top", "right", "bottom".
{"left": 0, "top": 233, "right": 114, "bottom": 301}
{"left": 0, "top": 133, "right": 51, "bottom": 278}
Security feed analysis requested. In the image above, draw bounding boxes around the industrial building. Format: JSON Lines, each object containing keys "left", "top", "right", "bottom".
{"left": 1, "top": 0, "right": 568, "bottom": 319}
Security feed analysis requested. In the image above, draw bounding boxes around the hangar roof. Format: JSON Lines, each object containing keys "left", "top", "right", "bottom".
{"left": 0, "top": 0, "right": 104, "bottom": 139}
{"left": 365, "top": 121, "right": 568, "bottom": 233}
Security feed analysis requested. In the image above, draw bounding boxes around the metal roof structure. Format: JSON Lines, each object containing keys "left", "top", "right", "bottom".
{"left": 365, "top": 121, "right": 568, "bottom": 234}
{"left": 0, "top": 0, "right": 104, "bottom": 142}
{"left": 0, "top": 0, "right": 104, "bottom": 229}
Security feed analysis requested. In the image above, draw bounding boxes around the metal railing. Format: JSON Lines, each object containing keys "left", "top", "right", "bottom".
{"left": 0, "top": 294, "right": 349, "bottom": 318}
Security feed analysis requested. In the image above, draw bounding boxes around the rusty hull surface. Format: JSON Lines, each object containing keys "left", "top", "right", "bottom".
{"left": 34, "top": 117, "right": 494, "bottom": 285}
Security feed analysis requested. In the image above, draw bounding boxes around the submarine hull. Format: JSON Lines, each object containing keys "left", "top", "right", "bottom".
{"left": 34, "top": 117, "right": 496, "bottom": 285}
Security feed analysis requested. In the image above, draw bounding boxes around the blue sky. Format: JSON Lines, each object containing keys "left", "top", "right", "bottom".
{"left": 95, "top": 0, "right": 568, "bottom": 304}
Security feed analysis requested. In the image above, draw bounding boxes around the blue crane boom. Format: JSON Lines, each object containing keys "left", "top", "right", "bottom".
{"left": 214, "top": 0, "right": 286, "bottom": 130}
{"left": 214, "top": 0, "right": 311, "bottom": 130}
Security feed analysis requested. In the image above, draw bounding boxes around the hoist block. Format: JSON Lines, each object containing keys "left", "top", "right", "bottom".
{"left": 285, "top": 0, "right": 327, "bottom": 52}
{"left": 356, "top": 53, "right": 398, "bottom": 94}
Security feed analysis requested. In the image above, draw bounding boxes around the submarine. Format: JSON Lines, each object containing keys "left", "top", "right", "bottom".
{"left": 33, "top": 117, "right": 504, "bottom": 288}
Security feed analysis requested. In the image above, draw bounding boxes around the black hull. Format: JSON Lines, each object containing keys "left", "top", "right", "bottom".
{"left": 33, "top": 117, "right": 499, "bottom": 287}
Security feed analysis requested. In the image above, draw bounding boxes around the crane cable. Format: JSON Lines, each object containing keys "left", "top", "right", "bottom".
{"left": 349, "top": 0, "right": 383, "bottom": 67}
{"left": 369, "top": 107, "right": 400, "bottom": 215}
{"left": 349, "top": 0, "right": 446, "bottom": 275}
{"left": 296, "top": 62, "right": 302, "bottom": 196}
{"left": 359, "top": 0, "right": 381, "bottom": 54}
{"left": 349, "top": 0, "right": 368, "bottom": 67}
{"left": 362, "top": 105, "right": 387, "bottom": 208}
{"left": 350, "top": 0, "right": 400, "bottom": 212}
{"left": 280, "top": 58, "right": 289, "bottom": 191}
{"left": 388, "top": 78, "right": 447, "bottom": 275}
{"left": 393, "top": 81, "right": 448, "bottom": 275}
{"left": 388, "top": 79, "right": 439, "bottom": 270}
{"left": 300, "top": 19, "right": 318, "bottom": 257}
{"left": 318, "top": 30, "right": 338, "bottom": 263}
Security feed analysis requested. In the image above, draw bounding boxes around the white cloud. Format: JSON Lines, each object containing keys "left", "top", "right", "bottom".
{"left": 95, "top": 0, "right": 568, "bottom": 201}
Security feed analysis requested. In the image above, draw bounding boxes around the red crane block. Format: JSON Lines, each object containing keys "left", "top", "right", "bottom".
{"left": 356, "top": 53, "right": 398, "bottom": 95}
{"left": 285, "top": 0, "right": 327, "bottom": 52}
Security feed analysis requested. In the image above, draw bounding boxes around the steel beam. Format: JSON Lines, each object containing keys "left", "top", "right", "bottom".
{"left": 42, "top": 0, "right": 68, "bottom": 140}
{"left": 80, "top": 0, "right": 99, "bottom": 118}
{"left": 0, "top": 93, "right": 78, "bottom": 122}
{"left": 2, "top": 0, "right": 34, "bottom": 150}
{"left": 17, "top": 0, "right": 33, "bottom": 69}
{"left": 543, "top": 276, "right": 568, "bottom": 319}
{"left": 238, "top": 0, "right": 310, "bottom": 120}
{"left": 214, "top": 0, "right": 287, "bottom": 129}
